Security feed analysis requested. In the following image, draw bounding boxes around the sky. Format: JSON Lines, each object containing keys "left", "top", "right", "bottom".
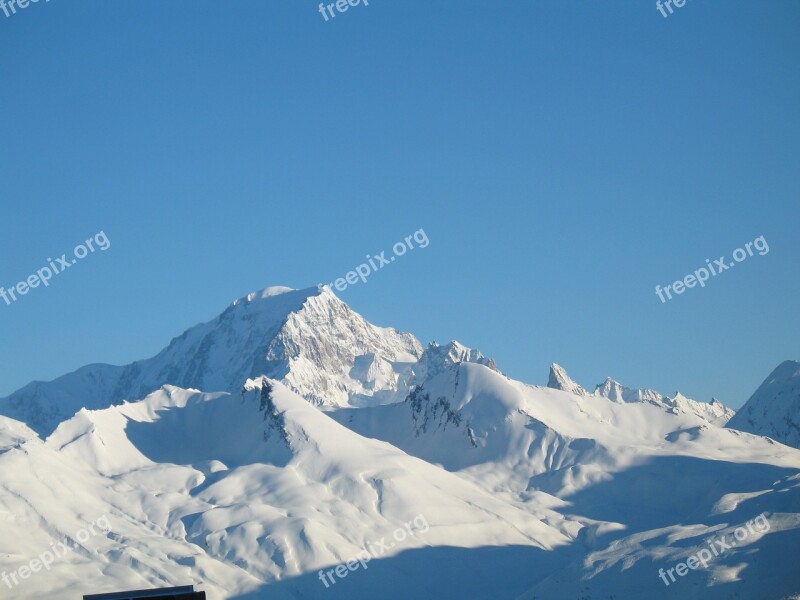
{"left": 0, "top": 0, "right": 798, "bottom": 408}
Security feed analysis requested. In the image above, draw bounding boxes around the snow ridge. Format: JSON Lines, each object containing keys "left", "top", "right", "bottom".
{"left": 546, "top": 364, "right": 736, "bottom": 426}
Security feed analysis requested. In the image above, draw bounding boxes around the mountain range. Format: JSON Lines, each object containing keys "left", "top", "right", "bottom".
{"left": 0, "top": 285, "right": 798, "bottom": 600}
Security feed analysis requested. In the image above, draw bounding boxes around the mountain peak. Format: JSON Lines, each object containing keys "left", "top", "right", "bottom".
{"left": 594, "top": 377, "right": 664, "bottom": 405}
{"left": 547, "top": 363, "right": 588, "bottom": 396}
{"left": 231, "top": 285, "right": 316, "bottom": 306}
{"left": 0, "top": 284, "right": 420, "bottom": 433}
{"left": 543, "top": 366, "right": 735, "bottom": 426}
{"left": 727, "top": 359, "right": 800, "bottom": 448}
{"left": 416, "top": 341, "right": 498, "bottom": 383}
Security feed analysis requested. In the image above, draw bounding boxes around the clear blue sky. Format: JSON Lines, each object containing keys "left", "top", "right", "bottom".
{"left": 1, "top": 1, "right": 798, "bottom": 408}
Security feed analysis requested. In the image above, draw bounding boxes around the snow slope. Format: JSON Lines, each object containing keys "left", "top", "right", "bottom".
{"left": 332, "top": 361, "right": 800, "bottom": 599}
{"left": 333, "top": 361, "right": 797, "bottom": 498}
{"left": 727, "top": 359, "right": 800, "bottom": 448}
{"left": 0, "top": 381, "right": 574, "bottom": 599}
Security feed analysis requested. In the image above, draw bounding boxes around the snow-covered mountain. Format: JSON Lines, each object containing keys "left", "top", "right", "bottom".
{"left": 0, "top": 380, "right": 574, "bottom": 599}
{"left": 0, "top": 286, "right": 798, "bottom": 600}
{"left": 335, "top": 360, "right": 790, "bottom": 501}
{"left": 727, "top": 359, "right": 800, "bottom": 448}
{"left": 0, "top": 286, "right": 428, "bottom": 435}
{"left": 669, "top": 393, "right": 736, "bottom": 427}
{"left": 546, "top": 363, "right": 736, "bottom": 426}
